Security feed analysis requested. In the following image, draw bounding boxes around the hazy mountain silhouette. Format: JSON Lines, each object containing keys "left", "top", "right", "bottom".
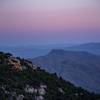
{"left": 66, "top": 42, "right": 100, "bottom": 55}
{"left": 0, "top": 43, "right": 72, "bottom": 58}
{"left": 32, "top": 49, "right": 100, "bottom": 93}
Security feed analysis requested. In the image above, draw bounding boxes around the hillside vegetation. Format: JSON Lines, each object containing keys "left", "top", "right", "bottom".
{"left": 0, "top": 52, "right": 100, "bottom": 100}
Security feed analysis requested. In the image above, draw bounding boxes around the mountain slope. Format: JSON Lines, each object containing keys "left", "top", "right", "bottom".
{"left": 66, "top": 42, "right": 100, "bottom": 55}
{"left": 1, "top": 52, "right": 100, "bottom": 100}
{"left": 32, "top": 49, "right": 100, "bottom": 93}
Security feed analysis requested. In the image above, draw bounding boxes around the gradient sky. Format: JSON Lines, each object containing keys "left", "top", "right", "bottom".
{"left": 0, "top": 0, "right": 100, "bottom": 45}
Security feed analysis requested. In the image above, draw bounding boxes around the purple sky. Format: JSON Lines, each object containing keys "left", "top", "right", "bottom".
{"left": 0, "top": 0, "right": 100, "bottom": 45}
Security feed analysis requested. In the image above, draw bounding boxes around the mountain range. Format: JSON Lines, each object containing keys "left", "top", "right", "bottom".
{"left": 32, "top": 49, "right": 100, "bottom": 93}
{"left": 66, "top": 42, "right": 100, "bottom": 55}
{"left": 1, "top": 42, "right": 100, "bottom": 58}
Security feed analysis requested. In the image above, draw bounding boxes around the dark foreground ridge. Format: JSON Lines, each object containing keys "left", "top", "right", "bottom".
{"left": 0, "top": 52, "right": 100, "bottom": 100}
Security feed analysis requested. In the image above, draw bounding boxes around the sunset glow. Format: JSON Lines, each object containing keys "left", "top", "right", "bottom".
{"left": 0, "top": 0, "right": 100, "bottom": 45}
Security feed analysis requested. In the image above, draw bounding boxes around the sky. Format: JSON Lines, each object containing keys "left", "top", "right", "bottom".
{"left": 0, "top": 0, "right": 100, "bottom": 45}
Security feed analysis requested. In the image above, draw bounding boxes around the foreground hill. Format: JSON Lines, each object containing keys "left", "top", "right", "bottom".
{"left": 66, "top": 42, "right": 100, "bottom": 55}
{"left": 1, "top": 52, "right": 100, "bottom": 100}
{"left": 32, "top": 49, "right": 100, "bottom": 93}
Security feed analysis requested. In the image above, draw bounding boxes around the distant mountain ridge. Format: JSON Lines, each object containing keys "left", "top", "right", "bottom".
{"left": 0, "top": 43, "right": 72, "bottom": 58}
{"left": 32, "top": 49, "right": 100, "bottom": 93}
{"left": 66, "top": 42, "right": 100, "bottom": 55}
{"left": 1, "top": 42, "right": 100, "bottom": 58}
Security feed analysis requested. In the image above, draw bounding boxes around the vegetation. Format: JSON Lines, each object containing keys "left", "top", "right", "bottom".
{"left": 0, "top": 52, "right": 100, "bottom": 100}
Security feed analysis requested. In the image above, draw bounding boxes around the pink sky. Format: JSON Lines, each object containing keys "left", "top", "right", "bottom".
{"left": 0, "top": 0, "right": 100, "bottom": 44}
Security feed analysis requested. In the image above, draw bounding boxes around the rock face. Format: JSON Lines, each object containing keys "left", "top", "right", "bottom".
{"left": 24, "top": 84, "right": 47, "bottom": 96}
{"left": 32, "top": 49, "right": 100, "bottom": 93}
{"left": 0, "top": 52, "right": 34, "bottom": 71}
{"left": 8, "top": 57, "right": 22, "bottom": 70}
{"left": 0, "top": 52, "right": 100, "bottom": 100}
